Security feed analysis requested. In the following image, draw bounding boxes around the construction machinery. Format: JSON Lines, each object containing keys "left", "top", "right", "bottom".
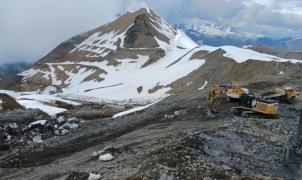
{"left": 206, "top": 82, "right": 279, "bottom": 118}
{"left": 207, "top": 81, "right": 249, "bottom": 112}
{"left": 225, "top": 81, "right": 250, "bottom": 100}
{"left": 207, "top": 86, "right": 227, "bottom": 112}
{"left": 231, "top": 94, "right": 279, "bottom": 118}
{"left": 262, "top": 87, "right": 299, "bottom": 104}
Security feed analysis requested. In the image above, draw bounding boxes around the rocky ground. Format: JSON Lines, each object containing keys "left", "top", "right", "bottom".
{"left": 0, "top": 81, "right": 302, "bottom": 180}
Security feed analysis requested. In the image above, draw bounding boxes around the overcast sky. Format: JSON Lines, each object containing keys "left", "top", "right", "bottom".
{"left": 1, "top": 0, "right": 302, "bottom": 64}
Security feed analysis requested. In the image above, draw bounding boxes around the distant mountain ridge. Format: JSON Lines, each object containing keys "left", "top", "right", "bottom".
{"left": 178, "top": 21, "right": 238, "bottom": 37}
{"left": 177, "top": 22, "right": 302, "bottom": 52}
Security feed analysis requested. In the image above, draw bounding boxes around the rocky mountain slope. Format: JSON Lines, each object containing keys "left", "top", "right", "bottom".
{"left": 18, "top": 8, "right": 200, "bottom": 102}
{"left": 247, "top": 45, "right": 302, "bottom": 60}
{"left": 1, "top": 7, "right": 302, "bottom": 180}
{"left": 13, "top": 8, "right": 302, "bottom": 104}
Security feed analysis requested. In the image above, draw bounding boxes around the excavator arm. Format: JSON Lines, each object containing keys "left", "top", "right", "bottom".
{"left": 205, "top": 81, "right": 250, "bottom": 112}
{"left": 207, "top": 86, "right": 227, "bottom": 111}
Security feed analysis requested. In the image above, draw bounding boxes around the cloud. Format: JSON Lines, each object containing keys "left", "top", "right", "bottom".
{"left": 231, "top": 0, "right": 302, "bottom": 37}
{"left": 0, "top": 0, "right": 123, "bottom": 64}
{"left": 128, "top": 0, "right": 302, "bottom": 38}
{"left": 1, "top": 0, "right": 302, "bottom": 64}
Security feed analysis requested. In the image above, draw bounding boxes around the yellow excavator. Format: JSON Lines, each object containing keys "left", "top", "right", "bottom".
{"left": 224, "top": 81, "right": 250, "bottom": 100}
{"left": 262, "top": 87, "right": 299, "bottom": 104}
{"left": 231, "top": 94, "right": 279, "bottom": 118}
{"left": 207, "top": 82, "right": 279, "bottom": 118}
{"left": 207, "top": 81, "right": 249, "bottom": 111}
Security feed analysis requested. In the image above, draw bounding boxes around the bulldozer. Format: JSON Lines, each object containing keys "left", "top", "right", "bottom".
{"left": 262, "top": 87, "right": 299, "bottom": 104}
{"left": 206, "top": 83, "right": 279, "bottom": 118}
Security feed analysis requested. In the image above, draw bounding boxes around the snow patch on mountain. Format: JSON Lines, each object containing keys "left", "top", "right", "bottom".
{"left": 175, "top": 30, "right": 198, "bottom": 49}
{"left": 53, "top": 45, "right": 204, "bottom": 102}
{"left": 70, "top": 30, "right": 128, "bottom": 58}
{"left": 113, "top": 100, "right": 159, "bottom": 118}
{"left": 198, "top": 45, "right": 302, "bottom": 64}
{"left": 0, "top": 90, "right": 80, "bottom": 115}
{"left": 17, "top": 94, "right": 81, "bottom": 106}
{"left": 20, "top": 68, "right": 51, "bottom": 81}
{"left": 18, "top": 99, "right": 67, "bottom": 116}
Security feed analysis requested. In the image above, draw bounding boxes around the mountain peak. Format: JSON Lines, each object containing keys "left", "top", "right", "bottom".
{"left": 123, "top": 10, "right": 176, "bottom": 48}
{"left": 17, "top": 6, "right": 200, "bottom": 100}
{"left": 37, "top": 7, "right": 178, "bottom": 63}
{"left": 130, "top": 7, "right": 151, "bottom": 14}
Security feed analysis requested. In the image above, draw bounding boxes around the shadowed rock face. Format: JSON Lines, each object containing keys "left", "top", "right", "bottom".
{"left": 0, "top": 75, "right": 23, "bottom": 91}
{"left": 36, "top": 8, "right": 155, "bottom": 64}
{"left": 0, "top": 93, "right": 24, "bottom": 112}
{"left": 124, "top": 14, "right": 159, "bottom": 48}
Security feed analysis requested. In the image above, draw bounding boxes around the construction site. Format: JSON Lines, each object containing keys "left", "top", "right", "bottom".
{"left": 0, "top": 3, "right": 302, "bottom": 180}
{"left": 0, "top": 80, "right": 301, "bottom": 180}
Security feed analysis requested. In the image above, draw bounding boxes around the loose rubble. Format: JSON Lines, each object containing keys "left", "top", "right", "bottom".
{"left": 0, "top": 86, "right": 301, "bottom": 180}
{"left": 54, "top": 116, "right": 80, "bottom": 136}
{"left": 0, "top": 109, "right": 80, "bottom": 151}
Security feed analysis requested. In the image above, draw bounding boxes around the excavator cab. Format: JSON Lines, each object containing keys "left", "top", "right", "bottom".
{"left": 239, "top": 94, "right": 257, "bottom": 108}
